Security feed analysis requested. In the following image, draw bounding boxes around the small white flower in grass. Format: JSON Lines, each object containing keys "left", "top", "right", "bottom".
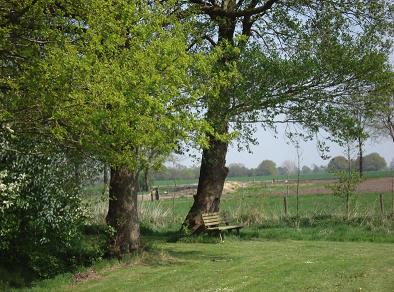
{"left": 4, "top": 124, "right": 14, "bottom": 133}
{"left": 305, "top": 260, "right": 314, "bottom": 264}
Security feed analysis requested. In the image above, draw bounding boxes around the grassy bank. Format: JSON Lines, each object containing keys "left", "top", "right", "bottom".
{"left": 24, "top": 240, "right": 394, "bottom": 291}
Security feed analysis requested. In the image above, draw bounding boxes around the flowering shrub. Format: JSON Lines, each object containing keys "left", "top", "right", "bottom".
{"left": 0, "top": 143, "right": 99, "bottom": 280}
{"left": 0, "top": 170, "right": 27, "bottom": 250}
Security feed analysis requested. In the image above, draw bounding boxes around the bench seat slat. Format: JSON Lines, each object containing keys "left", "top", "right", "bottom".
{"left": 203, "top": 219, "right": 221, "bottom": 224}
{"left": 202, "top": 216, "right": 220, "bottom": 220}
{"left": 202, "top": 213, "right": 243, "bottom": 233}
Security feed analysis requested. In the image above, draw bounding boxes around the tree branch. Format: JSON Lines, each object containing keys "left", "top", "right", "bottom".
{"left": 190, "top": 0, "right": 280, "bottom": 18}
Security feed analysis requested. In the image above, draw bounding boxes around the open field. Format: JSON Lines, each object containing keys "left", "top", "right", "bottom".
{"left": 24, "top": 240, "right": 394, "bottom": 291}
{"left": 152, "top": 170, "right": 394, "bottom": 187}
{"left": 139, "top": 176, "right": 394, "bottom": 202}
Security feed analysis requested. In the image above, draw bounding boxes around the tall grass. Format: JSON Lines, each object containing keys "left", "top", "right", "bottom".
{"left": 84, "top": 194, "right": 181, "bottom": 230}
{"left": 139, "top": 201, "right": 173, "bottom": 228}
{"left": 82, "top": 178, "right": 394, "bottom": 243}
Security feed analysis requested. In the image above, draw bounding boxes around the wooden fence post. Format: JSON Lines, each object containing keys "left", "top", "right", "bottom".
{"left": 283, "top": 184, "right": 289, "bottom": 218}
{"left": 172, "top": 184, "right": 176, "bottom": 223}
{"left": 379, "top": 193, "right": 384, "bottom": 220}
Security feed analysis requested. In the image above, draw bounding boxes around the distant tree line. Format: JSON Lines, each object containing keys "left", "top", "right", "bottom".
{"left": 152, "top": 152, "right": 390, "bottom": 181}
{"left": 226, "top": 160, "right": 327, "bottom": 177}
{"left": 152, "top": 166, "right": 201, "bottom": 181}
{"left": 327, "top": 152, "right": 388, "bottom": 172}
{"left": 152, "top": 160, "right": 327, "bottom": 181}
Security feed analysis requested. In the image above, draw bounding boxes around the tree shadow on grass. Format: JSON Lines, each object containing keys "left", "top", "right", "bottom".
{"left": 140, "top": 225, "right": 183, "bottom": 243}
{"left": 141, "top": 225, "right": 223, "bottom": 244}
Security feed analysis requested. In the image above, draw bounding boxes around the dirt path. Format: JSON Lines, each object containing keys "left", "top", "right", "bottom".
{"left": 139, "top": 181, "right": 247, "bottom": 201}
{"left": 357, "top": 177, "right": 394, "bottom": 193}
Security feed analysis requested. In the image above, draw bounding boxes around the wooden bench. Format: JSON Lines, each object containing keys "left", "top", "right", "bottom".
{"left": 202, "top": 212, "right": 243, "bottom": 241}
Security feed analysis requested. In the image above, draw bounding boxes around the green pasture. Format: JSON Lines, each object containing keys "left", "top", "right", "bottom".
{"left": 152, "top": 170, "right": 394, "bottom": 187}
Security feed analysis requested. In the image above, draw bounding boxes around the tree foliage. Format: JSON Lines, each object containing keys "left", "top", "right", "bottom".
{"left": 328, "top": 156, "right": 349, "bottom": 172}
{"left": 256, "top": 160, "right": 277, "bottom": 176}
{"left": 369, "top": 84, "right": 394, "bottom": 143}
{"left": 327, "top": 170, "right": 363, "bottom": 218}
{"left": 355, "top": 152, "right": 387, "bottom": 171}
{"left": 182, "top": 1, "right": 393, "bottom": 231}
{"left": 1, "top": 0, "right": 214, "bottom": 168}
{"left": 302, "top": 165, "right": 312, "bottom": 174}
{"left": 186, "top": 0, "right": 393, "bottom": 143}
{"left": 1, "top": 0, "right": 214, "bottom": 258}
{"left": 228, "top": 163, "right": 251, "bottom": 177}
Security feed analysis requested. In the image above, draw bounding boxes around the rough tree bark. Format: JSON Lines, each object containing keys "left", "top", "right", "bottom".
{"left": 143, "top": 168, "right": 149, "bottom": 192}
{"left": 106, "top": 166, "right": 140, "bottom": 254}
{"left": 183, "top": 1, "right": 240, "bottom": 233}
{"left": 184, "top": 136, "right": 229, "bottom": 233}
{"left": 386, "top": 115, "right": 394, "bottom": 143}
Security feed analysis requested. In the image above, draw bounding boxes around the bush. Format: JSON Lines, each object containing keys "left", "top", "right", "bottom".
{"left": 0, "top": 143, "right": 108, "bottom": 285}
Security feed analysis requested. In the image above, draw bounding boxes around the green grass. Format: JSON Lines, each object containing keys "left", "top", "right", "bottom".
{"left": 145, "top": 186, "right": 394, "bottom": 222}
{"left": 139, "top": 191, "right": 394, "bottom": 243}
{"left": 86, "top": 179, "right": 394, "bottom": 243}
{"left": 151, "top": 170, "right": 394, "bottom": 186}
{"left": 9, "top": 178, "right": 394, "bottom": 291}
{"left": 24, "top": 240, "right": 394, "bottom": 291}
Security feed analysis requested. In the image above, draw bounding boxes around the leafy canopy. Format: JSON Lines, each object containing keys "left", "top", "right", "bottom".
{"left": 186, "top": 0, "right": 393, "bottom": 146}
{"left": 1, "top": 0, "right": 214, "bottom": 169}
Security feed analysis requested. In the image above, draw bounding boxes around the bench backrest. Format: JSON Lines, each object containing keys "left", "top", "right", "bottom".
{"left": 202, "top": 212, "right": 224, "bottom": 227}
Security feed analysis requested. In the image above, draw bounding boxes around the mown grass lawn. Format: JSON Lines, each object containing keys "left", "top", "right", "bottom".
{"left": 27, "top": 239, "right": 394, "bottom": 292}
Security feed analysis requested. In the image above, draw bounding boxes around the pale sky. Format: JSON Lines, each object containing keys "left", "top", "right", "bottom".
{"left": 178, "top": 125, "right": 393, "bottom": 169}
{"left": 225, "top": 126, "right": 393, "bottom": 168}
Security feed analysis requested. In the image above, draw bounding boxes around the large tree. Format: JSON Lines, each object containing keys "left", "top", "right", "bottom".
{"left": 183, "top": 0, "right": 393, "bottom": 232}
{"left": 1, "top": 0, "right": 209, "bottom": 254}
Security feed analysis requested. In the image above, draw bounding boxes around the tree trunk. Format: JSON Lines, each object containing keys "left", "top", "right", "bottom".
{"left": 143, "top": 168, "right": 149, "bottom": 192}
{"left": 358, "top": 136, "right": 363, "bottom": 178}
{"left": 106, "top": 166, "right": 140, "bottom": 255}
{"left": 102, "top": 164, "right": 109, "bottom": 195}
{"left": 183, "top": 136, "right": 229, "bottom": 234}
{"left": 183, "top": 10, "right": 236, "bottom": 234}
